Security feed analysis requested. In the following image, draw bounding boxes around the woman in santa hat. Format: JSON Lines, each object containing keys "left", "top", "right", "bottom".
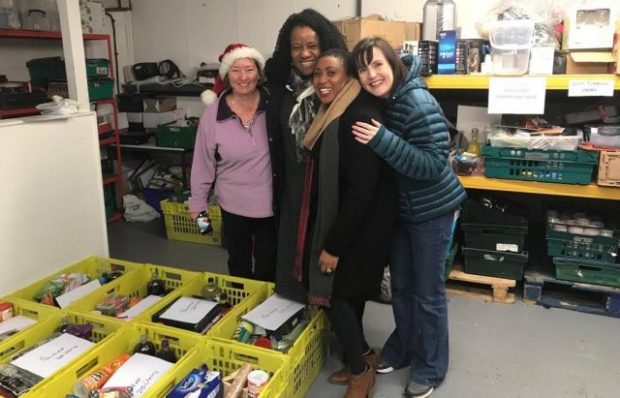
{"left": 191, "top": 43, "right": 276, "bottom": 282}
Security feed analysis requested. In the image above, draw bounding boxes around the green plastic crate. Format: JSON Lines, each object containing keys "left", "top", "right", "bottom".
{"left": 26, "top": 57, "right": 110, "bottom": 86}
{"left": 462, "top": 223, "right": 527, "bottom": 252}
{"left": 482, "top": 146, "right": 599, "bottom": 184}
{"left": 156, "top": 121, "right": 198, "bottom": 149}
{"left": 462, "top": 246, "right": 528, "bottom": 280}
{"left": 554, "top": 257, "right": 620, "bottom": 288}
{"left": 547, "top": 238, "right": 617, "bottom": 263}
{"left": 47, "top": 79, "right": 114, "bottom": 101}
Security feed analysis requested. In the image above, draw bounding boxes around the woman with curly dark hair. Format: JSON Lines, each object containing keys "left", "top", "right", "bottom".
{"left": 265, "top": 9, "right": 380, "bottom": 393}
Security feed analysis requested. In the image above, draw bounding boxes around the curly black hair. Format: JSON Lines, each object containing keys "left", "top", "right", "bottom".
{"left": 266, "top": 8, "right": 346, "bottom": 87}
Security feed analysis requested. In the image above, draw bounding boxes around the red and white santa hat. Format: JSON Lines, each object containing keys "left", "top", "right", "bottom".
{"left": 201, "top": 42, "right": 266, "bottom": 105}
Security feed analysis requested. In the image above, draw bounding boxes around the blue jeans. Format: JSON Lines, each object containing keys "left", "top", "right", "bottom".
{"left": 381, "top": 212, "right": 453, "bottom": 386}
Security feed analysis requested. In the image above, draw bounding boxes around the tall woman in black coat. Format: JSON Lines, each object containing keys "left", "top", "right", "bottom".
{"left": 300, "top": 48, "right": 396, "bottom": 398}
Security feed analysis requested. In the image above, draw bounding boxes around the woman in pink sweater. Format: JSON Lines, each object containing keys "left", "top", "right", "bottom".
{"left": 190, "top": 43, "right": 275, "bottom": 281}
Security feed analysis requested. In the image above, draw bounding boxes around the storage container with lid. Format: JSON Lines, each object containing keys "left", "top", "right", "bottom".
{"left": 489, "top": 19, "right": 534, "bottom": 75}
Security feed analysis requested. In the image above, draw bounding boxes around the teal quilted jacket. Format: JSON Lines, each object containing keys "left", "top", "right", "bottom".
{"left": 367, "top": 55, "right": 466, "bottom": 224}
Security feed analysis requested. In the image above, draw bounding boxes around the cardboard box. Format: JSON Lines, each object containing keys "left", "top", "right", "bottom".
{"left": 405, "top": 22, "right": 422, "bottom": 41}
{"left": 565, "top": 52, "right": 615, "bottom": 74}
{"left": 143, "top": 97, "right": 177, "bottom": 113}
{"left": 333, "top": 15, "right": 407, "bottom": 49}
{"left": 597, "top": 151, "right": 620, "bottom": 187}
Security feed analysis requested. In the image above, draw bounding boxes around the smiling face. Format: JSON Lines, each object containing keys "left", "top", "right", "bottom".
{"left": 357, "top": 47, "right": 394, "bottom": 99}
{"left": 290, "top": 25, "right": 321, "bottom": 77}
{"left": 227, "top": 58, "right": 260, "bottom": 96}
{"left": 312, "top": 55, "right": 349, "bottom": 105}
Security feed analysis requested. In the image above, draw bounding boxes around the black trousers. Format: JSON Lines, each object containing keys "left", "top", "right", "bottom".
{"left": 220, "top": 208, "right": 277, "bottom": 282}
{"left": 325, "top": 297, "right": 370, "bottom": 375}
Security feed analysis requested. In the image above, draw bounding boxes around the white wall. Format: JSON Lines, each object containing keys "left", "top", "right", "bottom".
{"left": 130, "top": 0, "right": 356, "bottom": 78}
{"left": 0, "top": 113, "right": 109, "bottom": 296}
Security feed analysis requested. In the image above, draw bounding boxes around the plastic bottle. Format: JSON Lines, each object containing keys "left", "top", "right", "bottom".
{"left": 422, "top": 0, "right": 456, "bottom": 41}
{"left": 467, "top": 128, "right": 482, "bottom": 157}
{"left": 156, "top": 339, "right": 177, "bottom": 363}
{"left": 146, "top": 269, "right": 166, "bottom": 296}
{"left": 202, "top": 277, "right": 221, "bottom": 301}
{"left": 133, "top": 334, "right": 156, "bottom": 356}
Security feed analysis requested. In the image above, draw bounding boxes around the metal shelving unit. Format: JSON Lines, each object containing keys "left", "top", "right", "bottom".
{"left": 1, "top": 28, "right": 124, "bottom": 223}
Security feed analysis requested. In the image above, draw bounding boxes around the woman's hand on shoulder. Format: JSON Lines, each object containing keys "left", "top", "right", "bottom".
{"left": 352, "top": 118, "right": 382, "bottom": 145}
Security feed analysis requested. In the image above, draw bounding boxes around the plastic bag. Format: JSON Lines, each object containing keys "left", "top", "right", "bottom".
{"left": 476, "top": 0, "right": 567, "bottom": 50}
{"left": 35, "top": 95, "right": 79, "bottom": 115}
{"left": 123, "top": 194, "right": 160, "bottom": 222}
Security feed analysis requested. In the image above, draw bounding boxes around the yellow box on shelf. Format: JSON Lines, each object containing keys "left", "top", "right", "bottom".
{"left": 210, "top": 284, "right": 330, "bottom": 398}
{"left": 0, "top": 310, "right": 126, "bottom": 397}
{"left": 7, "top": 256, "right": 143, "bottom": 307}
{"left": 0, "top": 297, "right": 60, "bottom": 345}
{"left": 69, "top": 265, "right": 201, "bottom": 323}
{"left": 37, "top": 322, "right": 201, "bottom": 398}
{"left": 139, "top": 272, "right": 268, "bottom": 338}
{"left": 147, "top": 338, "right": 288, "bottom": 398}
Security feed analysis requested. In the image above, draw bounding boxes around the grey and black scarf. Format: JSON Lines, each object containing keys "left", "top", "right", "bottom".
{"left": 287, "top": 69, "right": 317, "bottom": 162}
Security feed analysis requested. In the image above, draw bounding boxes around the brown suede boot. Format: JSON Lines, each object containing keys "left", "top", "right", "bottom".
{"left": 344, "top": 366, "right": 375, "bottom": 398}
{"left": 328, "top": 350, "right": 379, "bottom": 385}
{"left": 328, "top": 367, "right": 351, "bottom": 385}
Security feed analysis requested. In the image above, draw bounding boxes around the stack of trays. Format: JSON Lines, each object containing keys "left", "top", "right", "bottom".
{"left": 461, "top": 200, "right": 529, "bottom": 280}
{"left": 546, "top": 210, "right": 620, "bottom": 287}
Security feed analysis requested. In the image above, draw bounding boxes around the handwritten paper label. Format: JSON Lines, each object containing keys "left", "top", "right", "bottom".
{"left": 159, "top": 296, "right": 217, "bottom": 324}
{"left": 568, "top": 80, "right": 614, "bottom": 97}
{"left": 242, "top": 293, "right": 305, "bottom": 331}
{"left": 103, "top": 353, "right": 173, "bottom": 397}
{"left": 56, "top": 279, "right": 102, "bottom": 309}
{"left": 11, "top": 333, "right": 94, "bottom": 377}
{"left": 488, "top": 77, "right": 546, "bottom": 115}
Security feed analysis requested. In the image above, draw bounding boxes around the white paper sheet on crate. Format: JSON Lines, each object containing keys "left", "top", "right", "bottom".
{"left": 56, "top": 279, "right": 102, "bottom": 308}
{"left": 118, "top": 295, "right": 162, "bottom": 321}
{"left": 159, "top": 296, "right": 218, "bottom": 324}
{"left": 11, "top": 333, "right": 94, "bottom": 378}
{"left": 242, "top": 293, "right": 305, "bottom": 331}
{"left": 0, "top": 315, "right": 36, "bottom": 334}
{"left": 103, "top": 353, "right": 173, "bottom": 397}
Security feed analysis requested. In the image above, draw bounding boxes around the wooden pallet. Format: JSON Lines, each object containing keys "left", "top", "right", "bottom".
{"left": 446, "top": 264, "right": 517, "bottom": 304}
{"left": 523, "top": 267, "right": 620, "bottom": 318}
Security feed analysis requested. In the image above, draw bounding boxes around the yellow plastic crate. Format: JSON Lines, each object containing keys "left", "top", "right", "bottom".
{"left": 161, "top": 199, "right": 223, "bottom": 246}
{"left": 70, "top": 265, "right": 201, "bottom": 322}
{"left": 286, "top": 310, "right": 330, "bottom": 398}
{"left": 141, "top": 272, "right": 269, "bottom": 338}
{"left": 0, "top": 297, "right": 60, "bottom": 345}
{"left": 7, "top": 256, "right": 142, "bottom": 307}
{"left": 38, "top": 322, "right": 201, "bottom": 398}
{"left": 0, "top": 310, "right": 125, "bottom": 397}
{"left": 148, "top": 338, "right": 288, "bottom": 398}
{"left": 209, "top": 287, "right": 330, "bottom": 398}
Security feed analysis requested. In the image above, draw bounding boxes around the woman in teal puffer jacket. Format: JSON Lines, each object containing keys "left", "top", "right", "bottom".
{"left": 351, "top": 36, "right": 466, "bottom": 398}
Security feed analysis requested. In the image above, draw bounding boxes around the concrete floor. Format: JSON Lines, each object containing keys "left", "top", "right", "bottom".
{"left": 108, "top": 219, "right": 619, "bottom": 398}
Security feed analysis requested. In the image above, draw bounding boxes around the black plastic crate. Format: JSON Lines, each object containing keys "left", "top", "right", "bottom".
{"left": 462, "top": 246, "right": 528, "bottom": 280}
{"left": 462, "top": 223, "right": 527, "bottom": 252}
{"left": 0, "top": 92, "right": 48, "bottom": 110}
